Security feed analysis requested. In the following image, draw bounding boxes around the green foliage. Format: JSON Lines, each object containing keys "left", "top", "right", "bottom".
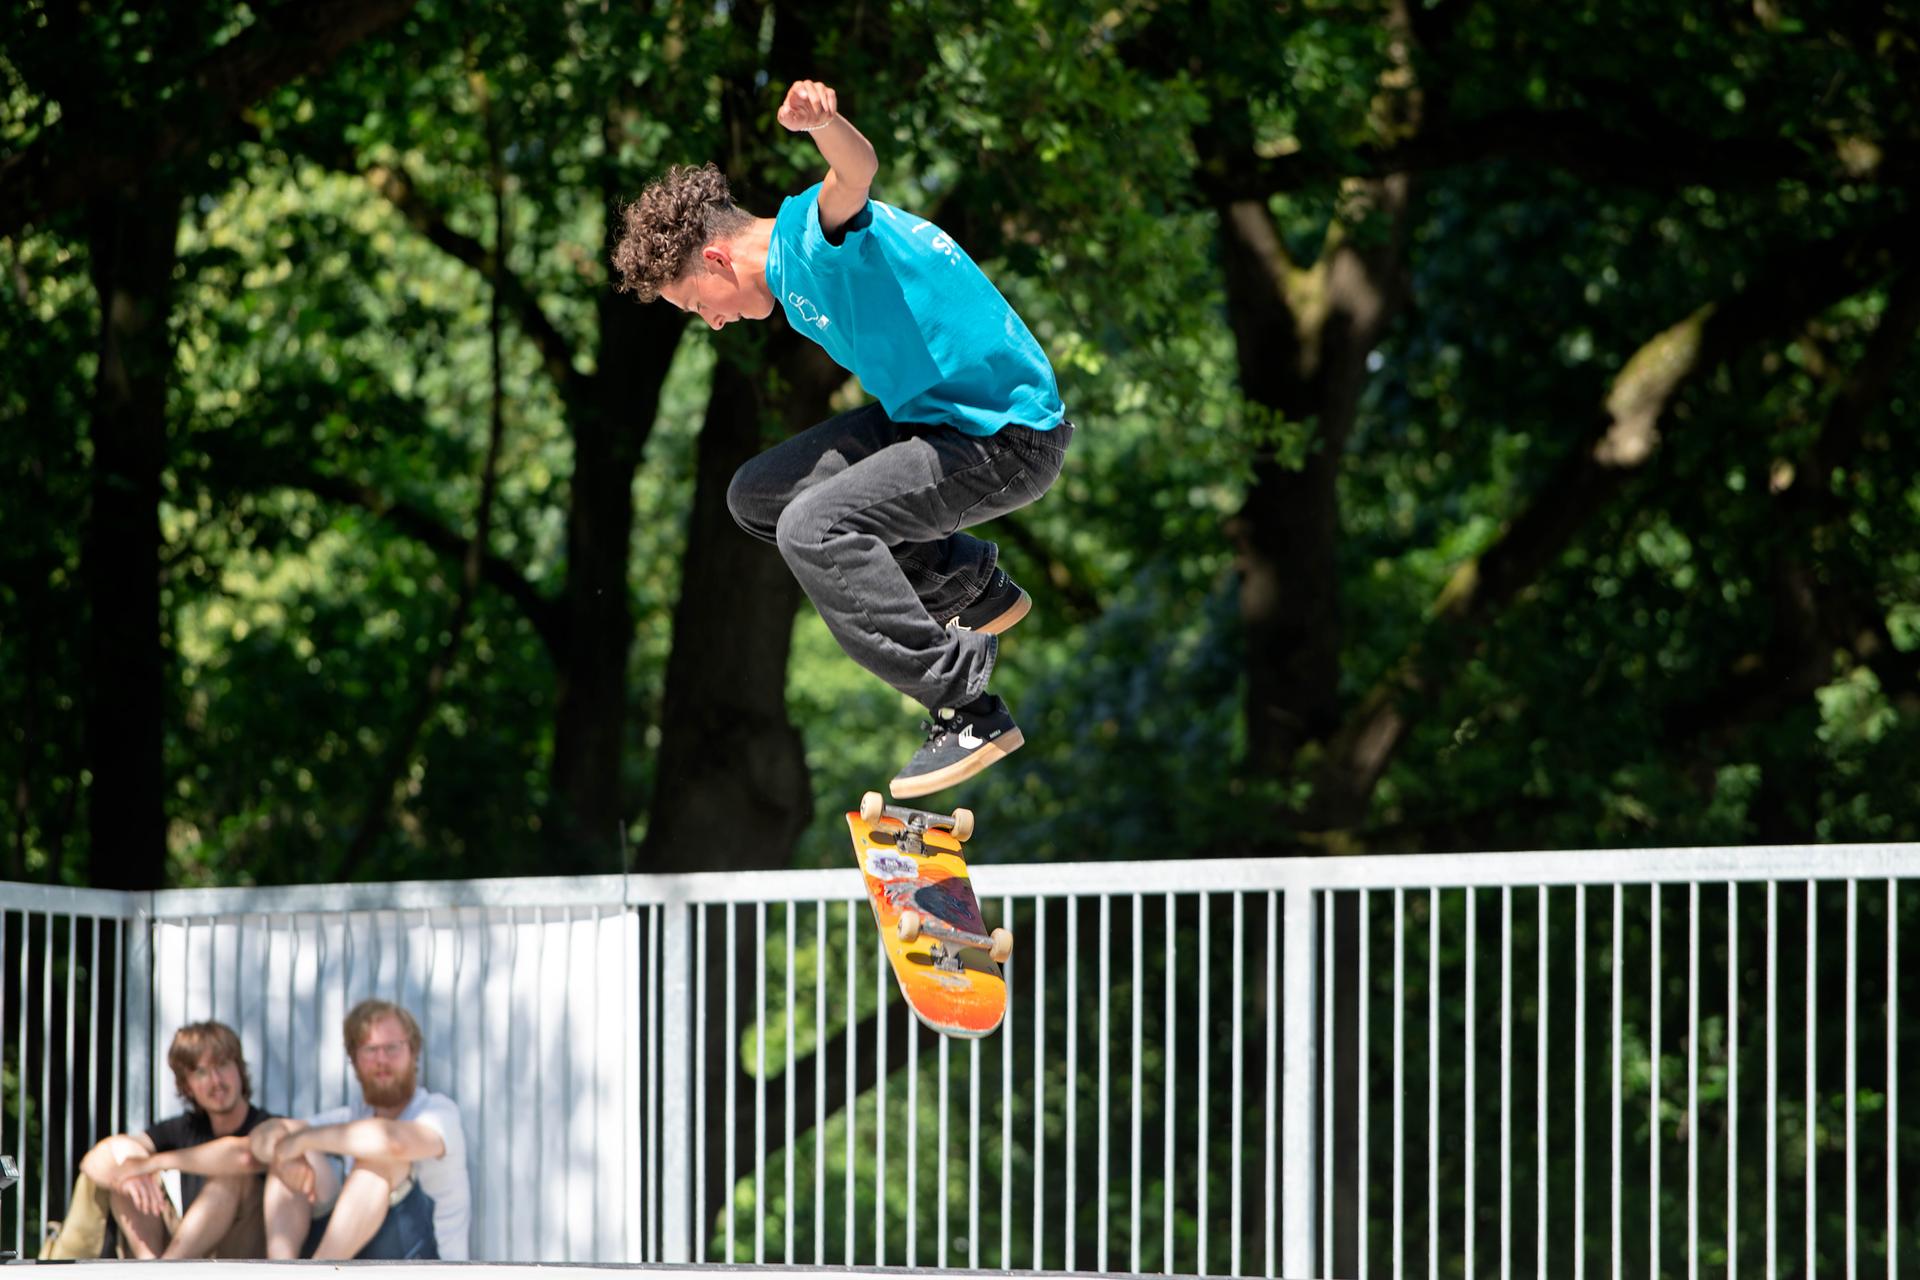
{"left": 5, "top": 0, "right": 1918, "bottom": 1268}
{"left": 1, "top": 0, "right": 1913, "bottom": 869}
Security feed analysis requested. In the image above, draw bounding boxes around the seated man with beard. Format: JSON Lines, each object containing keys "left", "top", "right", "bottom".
{"left": 248, "top": 1000, "right": 469, "bottom": 1260}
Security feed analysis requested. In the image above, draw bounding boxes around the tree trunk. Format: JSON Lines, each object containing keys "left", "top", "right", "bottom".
{"left": 1223, "top": 179, "right": 1412, "bottom": 779}
{"left": 82, "top": 190, "right": 180, "bottom": 890}
{"left": 544, "top": 208, "right": 686, "bottom": 871}
{"left": 640, "top": 331, "right": 843, "bottom": 874}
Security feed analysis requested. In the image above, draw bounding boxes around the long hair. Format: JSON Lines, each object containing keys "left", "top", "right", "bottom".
{"left": 167, "top": 1021, "right": 251, "bottom": 1114}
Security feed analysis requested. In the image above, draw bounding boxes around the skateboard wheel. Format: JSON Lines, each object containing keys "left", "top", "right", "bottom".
{"left": 898, "top": 910, "right": 922, "bottom": 943}
{"left": 860, "top": 791, "right": 885, "bottom": 823}
{"left": 950, "top": 807, "right": 975, "bottom": 842}
{"left": 989, "top": 927, "right": 1013, "bottom": 965}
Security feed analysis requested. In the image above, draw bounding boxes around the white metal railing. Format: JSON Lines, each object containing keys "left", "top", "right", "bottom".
{"left": 0, "top": 842, "right": 1912, "bottom": 1276}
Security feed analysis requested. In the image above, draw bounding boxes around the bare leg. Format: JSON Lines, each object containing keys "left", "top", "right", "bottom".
{"left": 107, "top": 1185, "right": 170, "bottom": 1260}
{"left": 311, "top": 1158, "right": 409, "bottom": 1261}
{"left": 162, "top": 1177, "right": 242, "bottom": 1259}
{"left": 263, "top": 1152, "right": 337, "bottom": 1260}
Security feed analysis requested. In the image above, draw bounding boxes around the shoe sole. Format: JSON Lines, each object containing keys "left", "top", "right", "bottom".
{"left": 889, "top": 729, "right": 1026, "bottom": 800}
{"left": 967, "top": 589, "right": 1031, "bottom": 636}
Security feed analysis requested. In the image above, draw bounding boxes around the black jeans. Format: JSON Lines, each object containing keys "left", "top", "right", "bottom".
{"left": 728, "top": 404, "right": 1072, "bottom": 710}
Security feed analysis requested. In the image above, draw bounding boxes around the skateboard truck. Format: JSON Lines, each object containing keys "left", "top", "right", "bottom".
{"left": 858, "top": 792, "right": 1013, "bottom": 965}
{"left": 899, "top": 908, "right": 1014, "bottom": 965}
{"left": 859, "top": 791, "right": 974, "bottom": 849}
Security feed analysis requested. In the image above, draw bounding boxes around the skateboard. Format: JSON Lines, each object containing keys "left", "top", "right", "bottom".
{"left": 848, "top": 791, "right": 1013, "bottom": 1039}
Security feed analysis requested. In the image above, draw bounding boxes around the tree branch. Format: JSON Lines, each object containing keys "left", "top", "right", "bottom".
{"left": 1306, "top": 214, "right": 1919, "bottom": 831}
{"left": 994, "top": 514, "right": 1102, "bottom": 625}
{"left": 336, "top": 149, "right": 594, "bottom": 409}
{"left": 295, "top": 468, "right": 565, "bottom": 660}
{"left": 0, "top": 0, "right": 420, "bottom": 237}
{"left": 1198, "top": 106, "right": 1861, "bottom": 205}
{"left": 1665, "top": 266, "right": 1920, "bottom": 747}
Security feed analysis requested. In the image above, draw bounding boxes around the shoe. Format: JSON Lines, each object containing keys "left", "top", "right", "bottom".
{"left": 889, "top": 695, "right": 1025, "bottom": 799}
{"left": 945, "top": 568, "right": 1031, "bottom": 636}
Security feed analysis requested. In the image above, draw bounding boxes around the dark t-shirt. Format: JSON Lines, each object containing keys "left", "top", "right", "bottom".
{"left": 145, "top": 1104, "right": 273, "bottom": 1210}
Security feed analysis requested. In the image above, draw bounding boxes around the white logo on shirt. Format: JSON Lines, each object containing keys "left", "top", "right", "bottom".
{"left": 786, "top": 291, "right": 833, "bottom": 331}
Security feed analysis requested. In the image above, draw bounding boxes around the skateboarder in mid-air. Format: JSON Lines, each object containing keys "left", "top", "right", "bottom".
{"left": 612, "top": 79, "right": 1073, "bottom": 800}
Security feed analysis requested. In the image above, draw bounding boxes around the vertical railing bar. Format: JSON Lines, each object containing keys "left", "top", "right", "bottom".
{"left": 1393, "top": 887, "right": 1405, "bottom": 1280}
{"left": 1232, "top": 891, "right": 1244, "bottom": 1279}
{"left": 1102, "top": 893, "right": 1114, "bottom": 1275}
{"left": 1805, "top": 880, "right": 1817, "bottom": 1280}
{"left": 1323, "top": 890, "right": 1335, "bottom": 1280}
{"left": 625, "top": 907, "right": 639, "bottom": 1262}
{"left": 1765, "top": 881, "right": 1776, "bottom": 1280}
{"left": 1690, "top": 881, "right": 1701, "bottom": 1280}
{"left": 876, "top": 925, "right": 887, "bottom": 1264}
{"left": 1888, "top": 878, "right": 1898, "bottom": 1280}
{"left": 497, "top": 909, "right": 513, "bottom": 1260}
{"left": 112, "top": 916, "right": 124, "bottom": 1139}
{"left": 650, "top": 906, "right": 663, "bottom": 1263}
{"left": 1069, "top": 895, "right": 1081, "bottom": 1272}
{"left": 1497, "top": 885, "right": 1511, "bottom": 1280}
{"left": 1729, "top": 884, "right": 1739, "bottom": 1280}
{"left": 755, "top": 901, "right": 767, "bottom": 1266}
{"left": 726, "top": 906, "right": 737, "bottom": 1263}
{"left": 938, "top": 1033, "right": 949, "bottom": 1270}
{"left": 1135, "top": 893, "right": 1147, "bottom": 1278}
{"left": 1359, "top": 887, "right": 1370, "bottom": 1280}
{"left": 1537, "top": 888, "right": 1548, "bottom": 1280}
{"left": 846, "top": 903, "right": 857, "bottom": 1266}
{"left": 1036, "top": 896, "right": 1048, "bottom": 1270}
{"left": 1465, "top": 888, "right": 1476, "bottom": 1280}
{"left": 1283, "top": 885, "right": 1317, "bottom": 1280}
{"left": 696, "top": 906, "right": 708, "bottom": 1264}
{"left": 785, "top": 902, "right": 796, "bottom": 1265}
{"left": 16, "top": 909, "right": 27, "bottom": 1260}
{"left": 1002, "top": 894, "right": 1014, "bottom": 1272}
{"left": 970, "top": 1034, "right": 981, "bottom": 1271}
{"left": 1576, "top": 884, "right": 1588, "bottom": 1280}
{"left": 1, "top": 910, "right": 8, "bottom": 1191}
{"left": 1265, "top": 889, "right": 1276, "bottom": 1280}
{"left": 1169, "top": 892, "right": 1179, "bottom": 1276}
{"left": 1653, "top": 884, "right": 1663, "bottom": 1280}
{"left": 1429, "top": 888, "right": 1439, "bottom": 1280}
{"left": 64, "top": 914, "right": 77, "bottom": 1208}
{"left": 533, "top": 909, "right": 551, "bottom": 1257}
{"left": 1612, "top": 884, "right": 1624, "bottom": 1280}
{"left": 816, "top": 902, "right": 826, "bottom": 1268}
{"left": 1201, "top": 893, "right": 1212, "bottom": 1279}
{"left": 1845, "top": 879, "right": 1857, "bottom": 1280}
{"left": 562, "top": 904, "right": 577, "bottom": 1264}
{"left": 89, "top": 916, "right": 100, "bottom": 1155}
{"left": 41, "top": 910, "right": 53, "bottom": 1241}
{"left": 904, "top": 924, "right": 917, "bottom": 1265}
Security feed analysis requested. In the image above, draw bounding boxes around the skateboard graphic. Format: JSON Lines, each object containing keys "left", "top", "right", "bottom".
{"left": 848, "top": 791, "right": 1013, "bottom": 1039}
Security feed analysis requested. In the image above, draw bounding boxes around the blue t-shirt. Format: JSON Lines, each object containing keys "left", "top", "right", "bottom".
{"left": 766, "top": 185, "right": 1065, "bottom": 437}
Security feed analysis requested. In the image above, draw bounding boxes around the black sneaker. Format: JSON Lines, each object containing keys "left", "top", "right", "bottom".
{"left": 889, "top": 695, "right": 1025, "bottom": 799}
{"left": 946, "top": 568, "right": 1031, "bottom": 636}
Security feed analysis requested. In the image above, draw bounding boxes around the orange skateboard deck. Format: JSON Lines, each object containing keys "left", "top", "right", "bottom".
{"left": 848, "top": 791, "right": 1011, "bottom": 1039}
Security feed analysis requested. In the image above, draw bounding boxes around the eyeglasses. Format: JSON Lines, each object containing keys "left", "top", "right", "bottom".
{"left": 355, "top": 1041, "right": 410, "bottom": 1061}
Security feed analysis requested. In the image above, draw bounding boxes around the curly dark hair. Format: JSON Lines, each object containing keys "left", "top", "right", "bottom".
{"left": 611, "top": 163, "right": 755, "bottom": 301}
